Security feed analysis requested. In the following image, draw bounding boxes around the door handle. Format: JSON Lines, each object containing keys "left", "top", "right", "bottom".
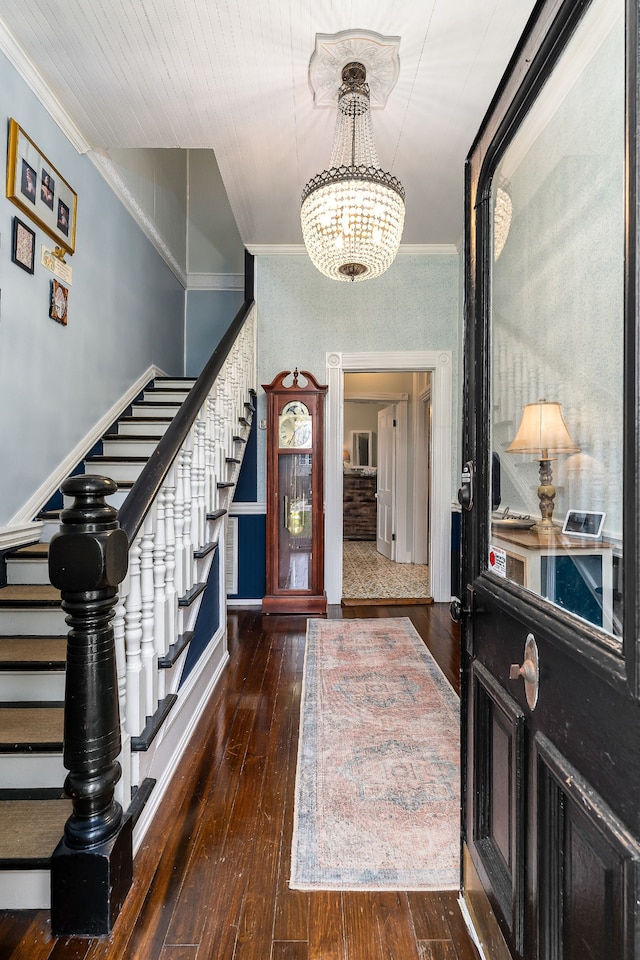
{"left": 509, "top": 633, "right": 539, "bottom": 710}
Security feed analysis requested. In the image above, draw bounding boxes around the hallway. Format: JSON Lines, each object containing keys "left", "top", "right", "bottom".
{"left": 0, "top": 605, "right": 476, "bottom": 960}
{"left": 342, "top": 541, "right": 431, "bottom": 601}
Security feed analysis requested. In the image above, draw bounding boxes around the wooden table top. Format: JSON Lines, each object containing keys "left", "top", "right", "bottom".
{"left": 491, "top": 525, "right": 614, "bottom": 551}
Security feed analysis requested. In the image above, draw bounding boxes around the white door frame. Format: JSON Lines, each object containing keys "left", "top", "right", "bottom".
{"left": 325, "top": 350, "right": 453, "bottom": 604}
{"left": 412, "top": 382, "right": 432, "bottom": 566}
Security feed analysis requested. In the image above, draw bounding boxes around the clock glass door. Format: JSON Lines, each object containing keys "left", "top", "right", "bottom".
{"left": 278, "top": 453, "right": 313, "bottom": 591}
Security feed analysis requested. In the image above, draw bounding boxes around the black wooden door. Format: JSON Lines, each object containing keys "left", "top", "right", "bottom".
{"left": 460, "top": 0, "right": 640, "bottom": 958}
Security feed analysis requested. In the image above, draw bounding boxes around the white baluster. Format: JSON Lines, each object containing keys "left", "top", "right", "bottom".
{"left": 194, "top": 413, "right": 207, "bottom": 564}
{"left": 124, "top": 538, "right": 145, "bottom": 735}
{"left": 113, "top": 567, "right": 131, "bottom": 806}
{"left": 163, "top": 467, "right": 178, "bottom": 658}
{"left": 140, "top": 512, "right": 157, "bottom": 719}
{"left": 174, "top": 450, "right": 186, "bottom": 598}
{"left": 205, "top": 393, "right": 216, "bottom": 513}
{"left": 153, "top": 489, "right": 167, "bottom": 659}
{"left": 182, "top": 436, "right": 194, "bottom": 594}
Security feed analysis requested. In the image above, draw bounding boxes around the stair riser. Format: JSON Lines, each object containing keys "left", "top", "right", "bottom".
{"left": 0, "top": 609, "right": 66, "bottom": 636}
{"left": 155, "top": 379, "right": 196, "bottom": 390}
{"left": 102, "top": 439, "right": 159, "bottom": 457}
{"left": 84, "top": 461, "right": 144, "bottom": 483}
{"left": 143, "top": 391, "right": 189, "bottom": 403}
{"left": 131, "top": 404, "right": 182, "bottom": 418}
{"left": 0, "top": 671, "right": 65, "bottom": 701}
{"left": 0, "top": 869, "right": 51, "bottom": 910}
{"left": 117, "top": 421, "right": 169, "bottom": 437}
{"left": 0, "top": 753, "right": 64, "bottom": 789}
{"left": 6, "top": 560, "right": 50, "bottom": 585}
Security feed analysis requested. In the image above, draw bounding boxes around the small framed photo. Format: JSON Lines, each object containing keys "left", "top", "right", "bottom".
{"left": 6, "top": 119, "right": 77, "bottom": 255}
{"left": 562, "top": 509, "right": 606, "bottom": 539}
{"left": 40, "top": 169, "right": 55, "bottom": 210}
{"left": 11, "top": 216, "right": 35, "bottom": 274}
{"left": 49, "top": 279, "right": 69, "bottom": 326}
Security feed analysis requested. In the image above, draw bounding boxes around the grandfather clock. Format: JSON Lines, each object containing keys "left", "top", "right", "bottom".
{"left": 262, "top": 369, "right": 327, "bottom": 614}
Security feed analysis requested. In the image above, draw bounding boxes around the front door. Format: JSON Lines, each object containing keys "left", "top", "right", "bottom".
{"left": 461, "top": 1, "right": 640, "bottom": 958}
{"left": 376, "top": 404, "right": 396, "bottom": 560}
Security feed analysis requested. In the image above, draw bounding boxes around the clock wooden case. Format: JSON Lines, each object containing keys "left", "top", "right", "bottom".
{"left": 262, "top": 369, "right": 328, "bottom": 614}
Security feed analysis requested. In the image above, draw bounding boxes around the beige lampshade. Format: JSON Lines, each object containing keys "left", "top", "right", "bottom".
{"left": 506, "top": 400, "right": 580, "bottom": 456}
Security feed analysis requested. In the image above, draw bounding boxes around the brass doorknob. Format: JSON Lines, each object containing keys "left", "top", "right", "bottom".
{"left": 509, "top": 660, "right": 536, "bottom": 684}
{"left": 508, "top": 633, "right": 539, "bottom": 710}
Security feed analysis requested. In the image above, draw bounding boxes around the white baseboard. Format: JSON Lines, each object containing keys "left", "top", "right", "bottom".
{"left": 227, "top": 598, "right": 262, "bottom": 608}
{"left": 131, "top": 628, "right": 229, "bottom": 853}
{"left": 0, "top": 869, "right": 51, "bottom": 911}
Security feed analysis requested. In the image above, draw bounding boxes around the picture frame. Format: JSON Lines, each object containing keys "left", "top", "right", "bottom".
{"left": 6, "top": 118, "right": 77, "bottom": 255}
{"left": 49, "top": 279, "right": 69, "bottom": 326}
{"left": 11, "top": 216, "right": 35, "bottom": 274}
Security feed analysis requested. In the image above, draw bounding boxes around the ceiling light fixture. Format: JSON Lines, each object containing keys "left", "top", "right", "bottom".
{"left": 301, "top": 61, "right": 405, "bottom": 282}
{"left": 493, "top": 175, "right": 512, "bottom": 260}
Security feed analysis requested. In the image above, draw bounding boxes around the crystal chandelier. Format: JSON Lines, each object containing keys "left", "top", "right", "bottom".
{"left": 493, "top": 176, "right": 512, "bottom": 260}
{"left": 301, "top": 62, "right": 405, "bottom": 282}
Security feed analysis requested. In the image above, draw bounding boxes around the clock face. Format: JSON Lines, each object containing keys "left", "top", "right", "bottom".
{"left": 279, "top": 401, "right": 312, "bottom": 449}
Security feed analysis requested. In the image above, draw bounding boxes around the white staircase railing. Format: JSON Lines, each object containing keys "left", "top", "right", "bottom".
{"left": 114, "top": 304, "right": 256, "bottom": 808}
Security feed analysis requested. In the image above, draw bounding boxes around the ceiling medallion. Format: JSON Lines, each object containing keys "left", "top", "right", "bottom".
{"left": 308, "top": 30, "right": 401, "bottom": 109}
{"left": 301, "top": 47, "right": 405, "bottom": 283}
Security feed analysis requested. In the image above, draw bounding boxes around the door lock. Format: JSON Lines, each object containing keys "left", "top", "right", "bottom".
{"left": 458, "top": 460, "right": 474, "bottom": 511}
{"left": 509, "top": 633, "right": 539, "bottom": 710}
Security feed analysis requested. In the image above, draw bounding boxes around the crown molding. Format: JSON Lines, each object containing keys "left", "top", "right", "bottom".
{"left": 397, "top": 244, "right": 458, "bottom": 256}
{"left": 0, "top": 16, "right": 90, "bottom": 154}
{"left": 248, "top": 243, "right": 458, "bottom": 257}
{"left": 89, "top": 149, "right": 188, "bottom": 287}
{"left": 187, "top": 273, "right": 244, "bottom": 291}
{"left": 246, "top": 244, "right": 309, "bottom": 256}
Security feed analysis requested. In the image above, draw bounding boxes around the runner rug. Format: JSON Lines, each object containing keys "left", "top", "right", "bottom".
{"left": 290, "top": 617, "right": 460, "bottom": 890}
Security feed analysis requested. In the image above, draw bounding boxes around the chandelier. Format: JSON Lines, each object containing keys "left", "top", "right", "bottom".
{"left": 301, "top": 61, "right": 405, "bottom": 282}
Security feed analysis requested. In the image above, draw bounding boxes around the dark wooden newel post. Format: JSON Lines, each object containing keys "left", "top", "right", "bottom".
{"left": 49, "top": 475, "right": 132, "bottom": 936}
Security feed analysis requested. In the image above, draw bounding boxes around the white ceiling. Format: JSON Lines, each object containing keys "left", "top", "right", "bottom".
{"left": 0, "top": 0, "right": 538, "bottom": 249}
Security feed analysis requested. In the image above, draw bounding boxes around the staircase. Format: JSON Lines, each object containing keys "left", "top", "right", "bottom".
{"left": 0, "top": 303, "right": 256, "bottom": 911}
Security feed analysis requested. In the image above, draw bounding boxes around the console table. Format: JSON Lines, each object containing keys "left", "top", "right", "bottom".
{"left": 489, "top": 526, "right": 614, "bottom": 632}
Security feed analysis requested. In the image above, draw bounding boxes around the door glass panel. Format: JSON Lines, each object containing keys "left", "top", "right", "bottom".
{"left": 489, "top": 0, "right": 624, "bottom": 639}
{"left": 278, "top": 453, "right": 313, "bottom": 590}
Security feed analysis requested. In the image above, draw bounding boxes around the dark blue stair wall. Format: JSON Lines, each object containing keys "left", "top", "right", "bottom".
{"left": 229, "top": 416, "right": 266, "bottom": 602}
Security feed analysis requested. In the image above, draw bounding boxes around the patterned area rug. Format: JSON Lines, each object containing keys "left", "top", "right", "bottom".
{"left": 290, "top": 617, "right": 459, "bottom": 890}
{"left": 342, "top": 541, "right": 431, "bottom": 599}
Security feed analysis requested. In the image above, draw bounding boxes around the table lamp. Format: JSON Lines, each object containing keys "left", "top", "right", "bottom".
{"left": 506, "top": 399, "right": 580, "bottom": 533}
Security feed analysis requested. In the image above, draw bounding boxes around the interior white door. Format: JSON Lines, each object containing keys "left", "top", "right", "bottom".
{"left": 376, "top": 404, "right": 396, "bottom": 560}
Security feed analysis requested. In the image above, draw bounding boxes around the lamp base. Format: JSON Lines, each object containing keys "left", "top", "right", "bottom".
{"left": 533, "top": 520, "right": 557, "bottom": 536}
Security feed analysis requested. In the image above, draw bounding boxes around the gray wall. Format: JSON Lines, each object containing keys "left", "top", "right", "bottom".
{"left": 185, "top": 289, "right": 244, "bottom": 377}
{"left": 0, "top": 50, "right": 184, "bottom": 525}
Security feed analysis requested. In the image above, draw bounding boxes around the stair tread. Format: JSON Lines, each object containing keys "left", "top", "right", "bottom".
{"left": 7, "top": 543, "right": 49, "bottom": 559}
{"left": 86, "top": 455, "right": 148, "bottom": 463}
{"left": 0, "top": 637, "right": 66, "bottom": 667}
{"left": 0, "top": 705, "right": 64, "bottom": 748}
{"left": 0, "top": 584, "right": 60, "bottom": 605}
{"left": 118, "top": 416, "right": 172, "bottom": 424}
{"left": 0, "top": 798, "right": 70, "bottom": 862}
{"left": 102, "top": 434, "right": 159, "bottom": 442}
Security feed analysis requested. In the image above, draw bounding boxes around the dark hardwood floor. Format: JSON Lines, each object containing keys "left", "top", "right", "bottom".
{"left": 0, "top": 603, "right": 477, "bottom": 960}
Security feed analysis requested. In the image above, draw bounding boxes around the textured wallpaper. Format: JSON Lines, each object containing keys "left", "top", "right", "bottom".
{"left": 491, "top": 3, "right": 624, "bottom": 538}
{"left": 255, "top": 254, "right": 461, "bottom": 500}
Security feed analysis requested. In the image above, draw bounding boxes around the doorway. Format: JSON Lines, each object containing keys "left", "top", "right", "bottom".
{"left": 341, "top": 372, "right": 430, "bottom": 601}
{"left": 325, "top": 350, "right": 453, "bottom": 605}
